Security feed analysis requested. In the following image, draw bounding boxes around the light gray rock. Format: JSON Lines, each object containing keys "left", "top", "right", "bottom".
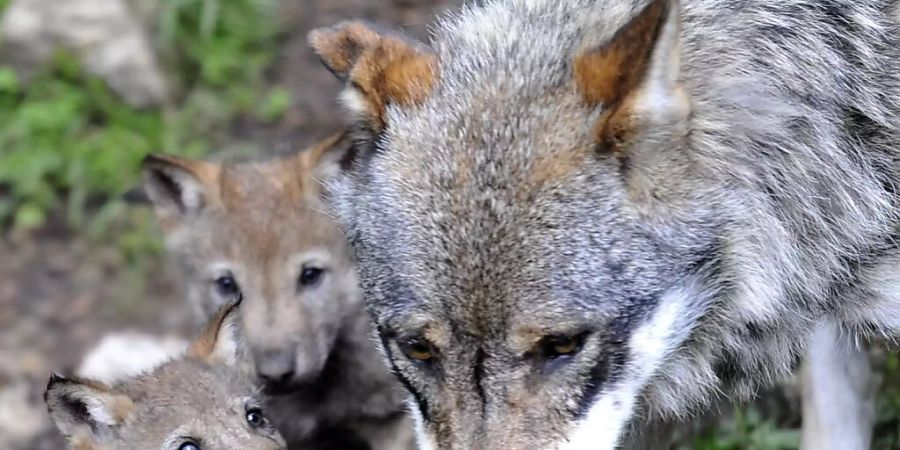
{"left": 0, "top": 0, "right": 168, "bottom": 107}
{"left": 76, "top": 330, "right": 189, "bottom": 385}
{"left": 0, "top": 380, "right": 48, "bottom": 449}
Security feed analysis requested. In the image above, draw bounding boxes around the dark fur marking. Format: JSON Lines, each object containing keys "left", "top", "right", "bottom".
{"left": 575, "top": 352, "right": 611, "bottom": 419}
{"left": 285, "top": 336, "right": 349, "bottom": 402}
{"left": 712, "top": 351, "right": 742, "bottom": 387}
{"left": 349, "top": 122, "right": 383, "bottom": 173}
{"left": 145, "top": 164, "right": 187, "bottom": 213}
{"left": 842, "top": 106, "right": 899, "bottom": 199}
{"left": 377, "top": 331, "right": 430, "bottom": 422}
{"left": 573, "top": 302, "right": 645, "bottom": 419}
{"left": 745, "top": 322, "right": 766, "bottom": 340}
{"left": 305, "top": 425, "right": 371, "bottom": 450}
{"left": 573, "top": 334, "right": 631, "bottom": 419}
{"left": 60, "top": 394, "right": 96, "bottom": 433}
{"left": 473, "top": 348, "right": 487, "bottom": 416}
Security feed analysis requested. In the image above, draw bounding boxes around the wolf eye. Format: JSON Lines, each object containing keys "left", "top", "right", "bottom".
{"left": 398, "top": 338, "right": 435, "bottom": 363}
{"left": 178, "top": 440, "right": 201, "bottom": 450}
{"left": 214, "top": 274, "right": 241, "bottom": 298}
{"left": 298, "top": 266, "right": 325, "bottom": 288}
{"left": 245, "top": 407, "right": 268, "bottom": 429}
{"left": 540, "top": 334, "right": 585, "bottom": 360}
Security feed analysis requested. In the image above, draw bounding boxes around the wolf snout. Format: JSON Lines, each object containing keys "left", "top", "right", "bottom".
{"left": 256, "top": 349, "right": 297, "bottom": 387}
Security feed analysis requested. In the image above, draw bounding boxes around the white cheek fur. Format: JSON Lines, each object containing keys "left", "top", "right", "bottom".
{"left": 559, "top": 282, "right": 701, "bottom": 450}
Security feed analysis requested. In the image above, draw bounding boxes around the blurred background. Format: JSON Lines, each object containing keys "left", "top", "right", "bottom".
{"left": 0, "top": 1, "right": 897, "bottom": 449}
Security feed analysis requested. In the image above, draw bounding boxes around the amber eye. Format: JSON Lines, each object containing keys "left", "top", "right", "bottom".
{"left": 398, "top": 338, "right": 435, "bottom": 363}
{"left": 541, "top": 334, "right": 584, "bottom": 359}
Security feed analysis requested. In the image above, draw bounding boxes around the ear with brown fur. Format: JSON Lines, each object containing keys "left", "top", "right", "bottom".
{"left": 141, "top": 154, "right": 221, "bottom": 228}
{"left": 44, "top": 374, "right": 134, "bottom": 442}
{"left": 295, "top": 131, "right": 354, "bottom": 196}
{"left": 574, "top": 0, "right": 689, "bottom": 153}
{"left": 308, "top": 21, "right": 438, "bottom": 130}
{"left": 189, "top": 298, "right": 246, "bottom": 367}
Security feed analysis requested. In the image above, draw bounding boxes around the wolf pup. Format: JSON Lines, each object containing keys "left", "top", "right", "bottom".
{"left": 45, "top": 301, "right": 287, "bottom": 450}
{"left": 141, "top": 135, "right": 412, "bottom": 449}
{"left": 309, "top": 0, "right": 900, "bottom": 448}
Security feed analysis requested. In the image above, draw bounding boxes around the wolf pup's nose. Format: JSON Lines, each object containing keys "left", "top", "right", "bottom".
{"left": 256, "top": 350, "right": 296, "bottom": 387}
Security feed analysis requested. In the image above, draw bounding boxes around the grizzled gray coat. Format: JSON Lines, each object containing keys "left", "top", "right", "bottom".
{"left": 309, "top": 0, "right": 900, "bottom": 448}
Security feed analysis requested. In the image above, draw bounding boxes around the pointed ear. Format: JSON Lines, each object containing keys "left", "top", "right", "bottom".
{"left": 308, "top": 21, "right": 439, "bottom": 130}
{"left": 189, "top": 298, "right": 245, "bottom": 366}
{"left": 141, "top": 154, "right": 221, "bottom": 227}
{"left": 44, "top": 374, "right": 134, "bottom": 440}
{"left": 574, "top": 0, "right": 689, "bottom": 152}
{"left": 296, "top": 131, "right": 353, "bottom": 194}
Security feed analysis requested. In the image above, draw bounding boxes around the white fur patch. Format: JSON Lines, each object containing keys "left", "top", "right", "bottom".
{"left": 80, "top": 395, "right": 123, "bottom": 426}
{"left": 209, "top": 261, "right": 238, "bottom": 278}
{"left": 167, "top": 169, "right": 205, "bottom": 212}
{"left": 407, "top": 399, "right": 437, "bottom": 450}
{"left": 339, "top": 87, "right": 370, "bottom": 118}
{"left": 77, "top": 331, "right": 188, "bottom": 385}
{"left": 559, "top": 285, "right": 697, "bottom": 450}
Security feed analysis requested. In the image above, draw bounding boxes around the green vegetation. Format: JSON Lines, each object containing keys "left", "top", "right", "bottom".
{"left": 0, "top": 0, "right": 288, "bottom": 240}
{"left": 874, "top": 351, "right": 900, "bottom": 449}
{"left": 686, "top": 407, "right": 801, "bottom": 450}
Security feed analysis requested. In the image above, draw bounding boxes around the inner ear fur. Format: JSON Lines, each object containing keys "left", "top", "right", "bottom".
{"left": 296, "top": 131, "right": 353, "bottom": 193}
{"left": 308, "top": 21, "right": 439, "bottom": 130}
{"left": 141, "top": 154, "right": 222, "bottom": 226}
{"left": 574, "top": 0, "right": 688, "bottom": 153}
{"left": 44, "top": 374, "right": 134, "bottom": 438}
{"left": 188, "top": 298, "right": 246, "bottom": 367}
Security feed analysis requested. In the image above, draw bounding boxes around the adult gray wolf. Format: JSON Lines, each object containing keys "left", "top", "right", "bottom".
{"left": 309, "top": 0, "right": 900, "bottom": 448}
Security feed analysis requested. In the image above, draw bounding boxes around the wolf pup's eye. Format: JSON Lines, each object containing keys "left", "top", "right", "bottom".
{"left": 540, "top": 334, "right": 585, "bottom": 360}
{"left": 245, "top": 407, "right": 268, "bottom": 429}
{"left": 214, "top": 274, "right": 241, "bottom": 298}
{"left": 178, "top": 440, "right": 201, "bottom": 450}
{"left": 298, "top": 266, "right": 325, "bottom": 288}
{"left": 398, "top": 338, "right": 435, "bottom": 363}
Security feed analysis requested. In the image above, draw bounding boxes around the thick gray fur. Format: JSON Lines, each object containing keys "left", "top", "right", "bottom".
{"left": 322, "top": 0, "right": 900, "bottom": 448}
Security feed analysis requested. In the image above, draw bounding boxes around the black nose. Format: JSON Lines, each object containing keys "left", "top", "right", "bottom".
{"left": 256, "top": 350, "right": 296, "bottom": 386}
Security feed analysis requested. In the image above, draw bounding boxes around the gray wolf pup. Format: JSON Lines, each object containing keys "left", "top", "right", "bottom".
{"left": 308, "top": 0, "right": 900, "bottom": 448}
{"left": 141, "top": 135, "right": 413, "bottom": 448}
{"left": 45, "top": 301, "right": 288, "bottom": 449}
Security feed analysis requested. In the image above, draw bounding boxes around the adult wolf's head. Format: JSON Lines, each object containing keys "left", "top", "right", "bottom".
{"left": 310, "top": 0, "right": 719, "bottom": 448}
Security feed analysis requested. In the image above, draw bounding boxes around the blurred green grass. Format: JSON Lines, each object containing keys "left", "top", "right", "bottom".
{"left": 0, "top": 0, "right": 288, "bottom": 240}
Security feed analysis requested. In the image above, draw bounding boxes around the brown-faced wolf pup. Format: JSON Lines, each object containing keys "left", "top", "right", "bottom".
{"left": 308, "top": 0, "right": 900, "bottom": 448}
{"left": 45, "top": 300, "right": 288, "bottom": 450}
{"left": 141, "top": 134, "right": 413, "bottom": 449}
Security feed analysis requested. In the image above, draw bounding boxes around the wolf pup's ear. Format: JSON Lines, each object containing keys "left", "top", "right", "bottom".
{"left": 189, "top": 299, "right": 246, "bottom": 367}
{"left": 574, "top": 0, "right": 689, "bottom": 154}
{"left": 141, "top": 154, "right": 221, "bottom": 226}
{"left": 44, "top": 374, "right": 134, "bottom": 442}
{"left": 295, "top": 131, "right": 353, "bottom": 195}
{"left": 308, "top": 21, "right": 439, "bottom": 131}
